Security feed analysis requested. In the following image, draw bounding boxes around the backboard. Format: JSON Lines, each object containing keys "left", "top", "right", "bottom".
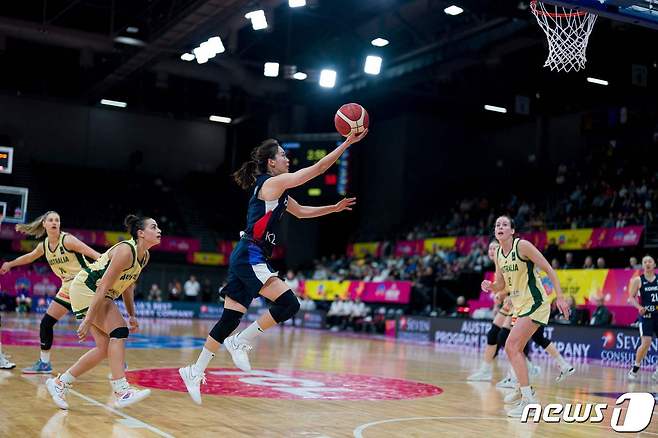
{"left": 547, "top": 1, "right": 658, "bottom": 29}
{"left": 0, "top": 185, "right": 29, "bottom": 224}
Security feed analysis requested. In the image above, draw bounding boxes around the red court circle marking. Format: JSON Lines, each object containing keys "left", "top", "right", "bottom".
{"left": 126, "top": 368, "right": 443, "bottom": 401}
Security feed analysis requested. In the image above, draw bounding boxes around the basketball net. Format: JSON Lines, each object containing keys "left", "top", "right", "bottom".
{"left": 530, "top": 0, "right": 597, "bottom": 72}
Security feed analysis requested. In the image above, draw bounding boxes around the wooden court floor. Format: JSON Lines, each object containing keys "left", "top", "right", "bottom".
{"left": 0, "top": 312, "right": 656, "bottom": 437}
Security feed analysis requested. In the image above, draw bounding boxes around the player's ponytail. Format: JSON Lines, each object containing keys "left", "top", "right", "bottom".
{"left": 124, "top": 214, "right": 149, "bottom": 240}
{"left": 232, "top": 139, "right": 280, "bottom": 190}
{"left": 15, "top": 210, "right": 59, "bottom": 238}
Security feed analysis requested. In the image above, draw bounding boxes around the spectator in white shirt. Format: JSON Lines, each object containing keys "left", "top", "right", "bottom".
{"left": 184, "top": 275, "right": 201, "bottom": 302}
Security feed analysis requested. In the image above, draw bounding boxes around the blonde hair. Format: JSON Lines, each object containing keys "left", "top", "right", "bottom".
{"left": 15, "top": 211, "right": 59, "bottom": 238}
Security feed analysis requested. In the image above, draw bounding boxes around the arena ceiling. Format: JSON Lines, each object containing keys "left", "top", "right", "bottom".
{"left": 0, "top": 0, "right": 655, "bottom": 122}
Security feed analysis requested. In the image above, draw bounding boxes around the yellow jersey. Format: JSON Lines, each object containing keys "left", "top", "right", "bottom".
{"left": 76, "top": 239, "right": 148, "bottom": 300}
{"left": 43, "top": 232, "right": 88, "bottom": 283}
{"left": 496, "top": 238, "right": 548, "bottom": 318}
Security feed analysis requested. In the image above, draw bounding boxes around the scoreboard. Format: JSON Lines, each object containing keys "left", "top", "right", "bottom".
{"left": 281, "top": 136, "right": 350, "bottom": 203}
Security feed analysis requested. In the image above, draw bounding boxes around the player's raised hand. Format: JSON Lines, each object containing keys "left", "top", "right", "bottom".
{"left": 0, "top": 262, "right": 11, "bottom": 275}
{"left": 345, "top": 128, "right": 368, "bottom": 146}
{"left": 481, "top": 280, "right": 493, "bottom": 292}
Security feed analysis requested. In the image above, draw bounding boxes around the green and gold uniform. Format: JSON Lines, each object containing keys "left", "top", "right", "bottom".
{"left": 43, "top": 232, "right": 89, "bottom": 311}
{"left": 497, "top": 238, "right": 550, "bottom": 325}
{"left": 70, "top": 239, "right": 148, "bottom": 319}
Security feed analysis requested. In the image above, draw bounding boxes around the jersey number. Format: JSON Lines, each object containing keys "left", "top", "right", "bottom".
{"left": 507, "top": 277, "right": 512, "bottom": 287}
{"left": 652, "top": 293, "right": 658, "bottom": 302}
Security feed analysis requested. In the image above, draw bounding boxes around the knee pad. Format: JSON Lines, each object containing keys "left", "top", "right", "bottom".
{"left": 269, "top": 290, "right": 300, "bottom": 324}
{"left": 497, "top": 327, "right": 511, "bottom": 349}
{"left": 109, "top": 327, "right": 129, "bottom": 339}
{"left": 532, "top": 326, "right": 552, "bottom": 349}
{"left": 486, "top": 324, "right": 501, "bottom": 346}
{"left": 40, "top": 314, "right": 58, "bottom": 350}
{"left": 209, "top": 309, "right": 244, "bottom": 344}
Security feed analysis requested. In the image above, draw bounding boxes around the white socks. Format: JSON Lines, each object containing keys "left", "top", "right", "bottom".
{"left": 556, "top": 355, "right": 570, "bottom": 369}
{"left": 59, "top": 371, "right": 76, "bottom": 385}
{"left": 111, "top": 377, "right": 129, "bottom": 393}
{"left": 481, "top": 361, "right": 493, "bottom": 371}
{"left": 41, "top": 350, "right": 51, "bottom": 363}
{"left": 193, "top": 347, "right": 215, "bottom": 374}
{"left": 520, "top": 386, "right": 534, "bottom": 400}
{"left": 0, "top": 340, "right": 3, "bottom": 355}
{"left": 237, "top": 321, "right": 264, "bottom": 344}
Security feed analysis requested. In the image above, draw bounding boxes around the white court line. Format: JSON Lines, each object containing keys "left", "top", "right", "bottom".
{"left": 352, "top": 415, "right": 658, "bottom": 437}
{"left": 69, "top": 389, "right": 175, "bottom": 438}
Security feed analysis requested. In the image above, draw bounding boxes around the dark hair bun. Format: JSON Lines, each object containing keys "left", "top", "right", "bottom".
{"left": 124, "top": 214, "right": 140, "bottom": 232}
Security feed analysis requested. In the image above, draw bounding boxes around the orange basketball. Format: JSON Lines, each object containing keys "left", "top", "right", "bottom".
{"left": 334, "top": 103, "right": 369, "bottom": 137}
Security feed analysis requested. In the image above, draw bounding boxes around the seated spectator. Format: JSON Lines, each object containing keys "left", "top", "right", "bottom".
{"left": 551, "top": 258, "right": 561, "bottom": 269}
{"left": 589, "top": 295, "right": 612, "bottom": 326}
{"left": 349, "top": 298, "right": 367, "bottom": 331}
{"left": 326, "top": 296, "right": 343, "bottom": 329}
{"left": 184, "top": 275, "right": 201, "bottom": 302}
{"left": 169, "top": 279, "right": 182, "bottom": 301}
{"left": 596, "top": 257, "right": 606, "bottom": 269}
{"left": 452, "top": 295, "right": 470, "bottom": 318}
{"left": 563, "top": 252, "right": 576, "bottom": 269}
{"left": 628, "top": 256, "right": 641, "bottom": 270}
{"left": 15, "top": 293, "right": 31, "bottom": 313}
{"left": 148, "top": 283, "right": 163, "bottom": 302}
{"left": 582, "top": 256, "right": 594, "bottom": 269}
{"left": 285, "top": 270, "right": 301, "bottom": 295}
{"left": 300, "top": 296, "right": 316, "bottom": 312}
{"left": 340, "top": 299, "right": 354, "bottom": 329}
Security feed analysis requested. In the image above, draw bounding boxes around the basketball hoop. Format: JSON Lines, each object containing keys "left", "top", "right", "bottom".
{"left": 530, "top": 0, "right": 597, "bottom": 72}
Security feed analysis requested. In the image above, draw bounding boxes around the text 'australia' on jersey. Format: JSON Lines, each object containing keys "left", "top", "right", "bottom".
{"left": 639, "top": 274, "right": 658, "bottom": 315}
{"left": 44, "top": 232, "right": 88, "bottom": 282}
{"left": 243, "top": 174, "right": 288, "bottom": 257}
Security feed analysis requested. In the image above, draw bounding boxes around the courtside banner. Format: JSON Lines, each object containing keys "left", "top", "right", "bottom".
{"left": 426, "top": 316, "right": 658, "bottom": 366}
{"left": 546, "top": 228, "right": 594, "bottom": 250}
{"left": 589, "top": 225, "right": 643, "bottom": 248}
{"left": 394, "top": 240, "right": 424, "bottom": 257}
{"left": 302, "top": 280, "right": 412, "bottom": 304}
{"left": 346, "top": 226, "right": 643, "bottom": 257}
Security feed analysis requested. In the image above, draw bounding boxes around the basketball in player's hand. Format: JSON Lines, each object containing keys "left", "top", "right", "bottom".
{"left": 335, "top": 103, "right": 369, "bottom": 137}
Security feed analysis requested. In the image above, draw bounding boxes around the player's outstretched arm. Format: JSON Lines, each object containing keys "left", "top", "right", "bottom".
{"left": 0, "top": 244, "right": 45, "bottom": 274}
{"left": 287, "top": 196, "right": 356, "bottom": 219}
{"left": 262, "top": 129, "right": 368, "bottom": 199}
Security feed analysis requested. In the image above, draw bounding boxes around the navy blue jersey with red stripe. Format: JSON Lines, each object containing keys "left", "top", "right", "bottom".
{"left": 243, "top": 174, "right": 289, "bottom": 257}
{"left": 639, "top": 274, "right": 658, "bottom": 315}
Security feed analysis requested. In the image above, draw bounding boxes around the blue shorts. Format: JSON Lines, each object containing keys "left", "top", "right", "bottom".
{"left": 639, "top": 314, "right": 658, "bottom": 338}
{"left": 220, "top": 240, "right": 278, "bottom": 308}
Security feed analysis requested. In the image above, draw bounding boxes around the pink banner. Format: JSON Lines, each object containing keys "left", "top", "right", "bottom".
{"left": 589, "top": 226, "right": 643, "bottom": 248}
{"left": 394, "top": 240, "right": 423, "bottom": 257}
{"left": 158, "top": 236, "right": 200, "bottom": 253}
{"left": 455, "top": 236, "right": 488, "bottom": 255}
{"left": 349, "top": 281, "right": 411, "bottom": 304}
{"left": 518, "top": 231, "right": 547, "bottom": 251}
{"left": 0, "top": 265, "right": 60, "bottom": 297}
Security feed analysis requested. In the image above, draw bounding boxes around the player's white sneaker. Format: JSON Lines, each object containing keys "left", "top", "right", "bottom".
{"left": 114, "top": 387, "right": 151, "bottom": 408}
{"left": 46, "top": 376, "right": 70, "bottom": 410}
{"left": 0, "top": 353, "right": 16, "bottom": 370}
{"left": 224, "top": 335, "right": 253, "bottom": 372}
{"left": 504, "top": 387, "right": 522, "bottom": 404}
{"left": 556, "top": 365, "right": 575, "bottom": 383}
{"left": 507, "top": 388, "right": 538, "bottom": 418}
{"left": 496, "top": 374, "right": 516, "bottom": 389}
{"left": 179, "top": 365, "right": 206, "bottom": 405}
{"left": 628, "top": 369, "right": 638, "bottom": 380}
{"left": 467, "top": 367, "right": 493, "bottom": 381}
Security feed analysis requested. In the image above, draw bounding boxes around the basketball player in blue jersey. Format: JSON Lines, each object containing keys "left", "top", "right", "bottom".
{"left": 179, "top": 129, "right": 368, "bottom": 404}
{"left": 628, "top": 255, "right": 658, "bottom": 380}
